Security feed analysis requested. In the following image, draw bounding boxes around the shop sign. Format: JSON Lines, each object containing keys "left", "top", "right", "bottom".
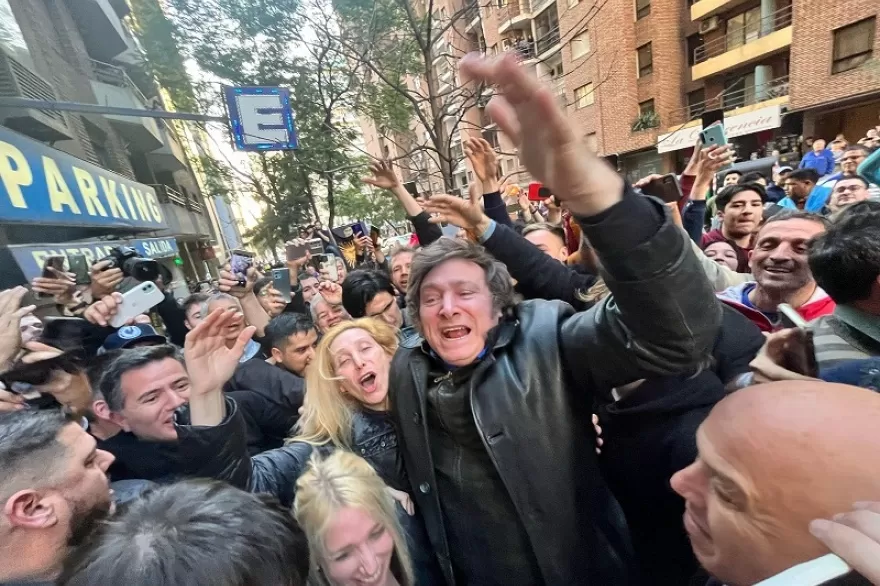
{"left": 8, "top": 237, "right": 179, "bottom": 280}
{"left": 656, "top": 105, "right": 784, "bottom": 153}
{"left": 0, "top": 126, "right": 166, "bottom": 230}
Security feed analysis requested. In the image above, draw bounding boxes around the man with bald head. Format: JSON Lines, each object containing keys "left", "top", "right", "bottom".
{"left": 672, "top": 381, "right": 880, "bottom": 586}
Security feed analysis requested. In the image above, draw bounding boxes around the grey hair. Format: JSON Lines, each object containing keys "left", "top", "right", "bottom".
{"left": 405, "top": 238, "right": 516, "bottom": 332}
{"left": 99, "top": 344, "right": 184, "bottom": 412}
{"left": 0, "top": 409, "right": 72, "bottom": 499}
{"left": 310, "top": 293, "right": 326, "bottom": 323}
{"left": 200, "top": 292, "right": 240, "bottom": 319}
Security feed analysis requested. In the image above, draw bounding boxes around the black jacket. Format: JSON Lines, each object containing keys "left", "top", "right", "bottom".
{"left": 389, "top": 193, "right": 722, "bottom": 585}
{"left": 481, "top": 221, "right": 597, "bottom": 310}
{"left": 224, "top": 359, "right": 305, "bottom": 454}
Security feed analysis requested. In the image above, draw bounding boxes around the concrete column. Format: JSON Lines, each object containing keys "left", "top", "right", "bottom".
{"left": 754, "top": 64, "right": 772, "bottom": 102}
{"left": 760, "top": 0, "right": 776, "bottom": 35}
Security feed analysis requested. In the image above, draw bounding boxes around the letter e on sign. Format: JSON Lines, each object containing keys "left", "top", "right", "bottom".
{"left": 223, "top": 86, "right": 298, "bottom": 151}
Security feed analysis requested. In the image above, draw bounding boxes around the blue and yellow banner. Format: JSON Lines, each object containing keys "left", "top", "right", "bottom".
{"left": 0, "top": 126, "right": 166, "bottom": 230}
{"left": 8, "top": 237, "right": 179, "bottom": 281}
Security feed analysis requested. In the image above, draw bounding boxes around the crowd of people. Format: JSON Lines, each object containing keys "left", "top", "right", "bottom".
{"left": 2, "top": 52, "right": 880, "bottom": 586}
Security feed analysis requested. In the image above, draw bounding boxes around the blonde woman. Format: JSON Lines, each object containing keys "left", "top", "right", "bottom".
{"left": 239, "top": 318, "right": 443, "bottom": 585}
{"left": 296, "top": 451, "right": 415, "bottom": 586}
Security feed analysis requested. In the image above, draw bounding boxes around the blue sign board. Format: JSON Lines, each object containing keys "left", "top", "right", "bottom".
{"left": 223, "top": 86, "right": 298, "bottom": 151}
{"left": 0, "top": 126, "right": 166, "bottom": 230}
{"left": 8, "top": 237, "right": 179, "bottom": 281}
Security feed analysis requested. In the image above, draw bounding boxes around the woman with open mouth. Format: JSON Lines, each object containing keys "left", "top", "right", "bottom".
{"left": 244, "top": 318, "right": 443, "bottom": 586}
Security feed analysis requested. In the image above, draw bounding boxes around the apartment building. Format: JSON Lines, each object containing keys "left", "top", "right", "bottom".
{"left": 0, "top": 0, "right": 221, "bottom": 293}
{"left": 361, "top": 0, "right": 878, "bottom": 191}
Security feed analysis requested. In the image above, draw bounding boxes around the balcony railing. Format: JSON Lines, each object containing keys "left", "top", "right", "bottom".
{"left": 693, "top": 4, "right": 792, "bottom": 64}
{"left": 152, "top": 184, "right": 187, "bottom": 207}
{"left": 670, "top": 75, "right": 790, "bottom": 126}
{"left": 465, "top": 1, "right": 480, "bottom": 24}
{"left": 535, "top": 26, "right": 560, "bottom": 55}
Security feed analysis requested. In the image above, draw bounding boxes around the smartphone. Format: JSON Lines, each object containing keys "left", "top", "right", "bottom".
{"left": 272, "top": 268, "right": 292, "bottom": 303}
{"left": 229, "top": 249, "right": 254, "bottom": 285}
{"left": 286, "top": 242, "right": 309, "bottom": 261}
{"left": 506, "top": 201, "right": 522, "bottom": 213}
{"left": 68, "top": 253, "right": 90, "bottom": 285}
{"left": 641, "top": 174, "right": 684, "bottom": 203}
{"left": 402, "top": 181, "right": 419, "bottom": 197}
{"left": 350, "top": 221, "right": 370, "bottom": 239}
{"left": 321, "top": 257, "right": 339, "bottom": 282}
{"left": 307, "top": 238, "right": 324, "bottom": 255}
{"left": 42, "top": 317, "right": 94, "bottom": 345}
{"left": 108, "top": 281, "right": 165, "bottom": 328}
{"left": 36, "top": 256, "right": 66, "bottom": 299}
{"left": 777, "top": 303, "right": 819, "bottom": 378}
{"left": 527, "top": 183, "right": 552, "bottom": 202}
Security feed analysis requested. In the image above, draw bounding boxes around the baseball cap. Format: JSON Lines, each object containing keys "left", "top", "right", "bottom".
{"left": 777, "top": 165, "right": 793, "bottom": 173}
{"left": 99, "top": 324, "right": 167, "bottom": 354}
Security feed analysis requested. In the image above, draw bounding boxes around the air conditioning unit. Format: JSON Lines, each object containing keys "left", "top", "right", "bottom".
{"left": 699, "top": 16, "right": 721, "bottom": 34}
{"left": 0, "top": 48, "right": 72, "bottom": 142}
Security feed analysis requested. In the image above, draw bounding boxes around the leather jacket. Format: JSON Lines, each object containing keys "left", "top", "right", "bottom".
{"left": 389, "top": 202, "right": 722, "bottom": 585}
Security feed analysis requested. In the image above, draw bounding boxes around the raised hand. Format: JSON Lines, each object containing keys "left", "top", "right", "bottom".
{"left": 460, "top": 53, "right": 623, "bottom": 216}
{"left": 89, "top": 260, "right": 124, "bottom": 298}
{"left": 83, "top": 292, "right": 122, "bottom": 327}
{"left": 218, "top": 264, "right": 257, "bottom": 299}
{"left": 317, "top": 280, "right": 343, "bottom": 306}
{"left": 422, "top": 194, "right": 488, "bottom": 235}
{"left": 31, "top": 270, "right": 76, "bottom": 304}
{"left": 284, "top": 238, "right": 312, "bottom": 271}
{"left": 464, "top": 137, "right": 499, "bottom": 188}
{"left": 184, "top": 307, "right": 256, "bottom": 398}
{"left": 0, "top": 287, "right": 36, "bottom": 369}
{"left": 361, "top": 160, "right": 400, "bottom": 190}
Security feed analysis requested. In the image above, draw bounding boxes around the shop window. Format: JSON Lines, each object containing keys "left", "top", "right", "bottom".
{"left": 574, "top": 83, "right": 595, "bottom": 108}
{"left": 832, "top": 17, "right": 875, "bottom": 74}
{"left": 571, "top": 31, "right": 590, "bottom": 60}
{"left": 637, "top": 42, "right": 653, "bottom": 77}
{"left": 636, "top": 0, "right": 650, "bottom": 20}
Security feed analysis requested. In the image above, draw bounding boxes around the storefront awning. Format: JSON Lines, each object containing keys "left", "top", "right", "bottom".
{"left": 656, "top": 104, "right": 784, "bottom": 154}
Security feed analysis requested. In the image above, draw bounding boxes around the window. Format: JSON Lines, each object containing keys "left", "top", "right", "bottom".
{"left": 723, "top": 72, "right": 755, "bottom": 109}
{"left": 726, "top": 6, "right": 761, "bottom": 50}
{"left": 637, "top": 42, "right": 653, "bottom": 77}
{"left": 574, "top": 83, "right": 595, "bottom": 108}
{"left": 832, "top": 17, "right": 875, "bottom": 74}
{"left": 639, "top": 99, "right": 655, "bottom": 116}
{"left": 636, "top": 0, "right": 650, "bottom": 19}
{"left": 687, "top": 88, "right": 706, "bottom": 118}
{"left": 686, "top": 33, "right": 702, "bottom": 66}
{"left": 571, "top": 31, "right": 590, "bottom": 59}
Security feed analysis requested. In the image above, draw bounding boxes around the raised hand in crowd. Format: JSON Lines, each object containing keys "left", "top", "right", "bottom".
{"left": 461, "top": 52, "right": 623, "bottom": 216}
{"left": 0, "top": 286, "right": 36, "bottom": 371}
{"left": 361, "top": 159, "right": 400, "bottom": 190}
{"left": 811, "top": 502, "right": 880, "bottom": 585}
{"left": 284, "top": 238, "right": 312, "bottom": 288}
{"left": 218, "top": 263, "right": 258, "bottom": 298}
{"left": 689, "top": 143, "right": 737, "bottom": 200}
{"left": 463, "top": 136, "right": 500, "bottom": 192}
{"left": 89, "top": 259, "right": 124, "bottom": 298}
{"left": 317, "top": 280, "right": 343, "bottom": 306}
{"left": 82, "top": 291, "right": 148, "bottom": 327}
{"left": 423, "top": 192, "right": 489, "bottom": 235}
{"left": 31, "top": 268, "right": 76, "bottom": 305}
{"left": 184, "top": 306, "right": 256, "bottom": 426}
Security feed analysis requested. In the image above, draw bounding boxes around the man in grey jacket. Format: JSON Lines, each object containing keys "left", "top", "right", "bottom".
{"left": 388, "top": 52, "right": 722, "bottom": 585}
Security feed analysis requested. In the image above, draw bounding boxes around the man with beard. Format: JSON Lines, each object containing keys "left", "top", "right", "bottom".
{"left": 718, "top": 211, "right": 835, "bottom": 331}
{"left": 0, "top": 409, "right": 115, "bottom": 585}
{"left": 701, "top": 184, "right": 766, "bottom": 272}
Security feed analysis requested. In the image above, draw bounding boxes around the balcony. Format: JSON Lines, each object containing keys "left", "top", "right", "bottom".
{"left": 498, "top": 0, "right": 532, "bottom": 34}
{"left": 668, "top": 75, "right": 790, "bottom": 127}
{"left": 153, "top": 184, "right": 211, "bottom": 238}
{"left": 691, "top": 0, "right": 750, "bottom": 22}
{"left": 0, "top": 48, "right": 72, "bottom": 142}
{"left": 148, "top": 124, "right": 188, "bottom": 172}
{"left": 465, "top": 1, "right": 481, "bottom": 32}
{"left": 691, "top": 5, "right": 792, "bottom": 80}
{"left": 89, "top": 59, "right": 163, "bottom": 151}
{"left": 69, "top": 0, "right": 137, "bottom": 62}
{"left": 535, "top": 26, "right": 561, "bottom": 57}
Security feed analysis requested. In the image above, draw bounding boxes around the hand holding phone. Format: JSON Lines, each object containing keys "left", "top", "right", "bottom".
{"left": 68, "top": 254, "right": 91, "bottom": 285}
{"left": 699, "top": 123, "right": 733, "bottom": 172}
{"left": 229, "top": 249, "right": 255, "bottom": 286}
{"left": 272, "top": 268, "right": 292, "bottom": 303}
{"left": 35, "top": 256, "right": 66, "bottom": 299}
{"left": 640, "top": 174, "right": 684, "bottom": 203}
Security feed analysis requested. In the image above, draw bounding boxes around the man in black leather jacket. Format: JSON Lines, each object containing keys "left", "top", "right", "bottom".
{"left": 389, "top": 53, "right": 722, "bottom": 586}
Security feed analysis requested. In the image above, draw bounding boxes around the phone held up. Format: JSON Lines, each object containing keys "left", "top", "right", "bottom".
{"left": 108, "top": 281, "right": 165, "bottom": 328}
{"left": 229, "top": 249, "right": 255, "bottom": 286}
{"left": 527, "top": 182, "right": 552, "bottom": 202}
{"left": 641, "top": 174, "right": 684, "bottom": 204}
{"left": 777, "top": 303, "right": 819, "bottom": 379}
{"left": 36, "top": 256, "right": 65, "bottom": 299}
{"left": 272, "top": 268, "right": 292, "bottom": 303}
{"left": 67, "top": 253, "right": 90, "bottom": 285}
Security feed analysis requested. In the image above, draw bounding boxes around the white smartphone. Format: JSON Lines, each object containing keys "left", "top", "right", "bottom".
{"left": 109, "top": 281, "right": 165, "bottom": 328}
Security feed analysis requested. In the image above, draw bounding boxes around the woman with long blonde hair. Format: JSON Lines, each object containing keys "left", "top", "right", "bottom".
{"left": 243, "top": 318, "right": 443, "bottom": 585}
{"left": 295, "top": 451, "right": 415, "bottom": 586}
